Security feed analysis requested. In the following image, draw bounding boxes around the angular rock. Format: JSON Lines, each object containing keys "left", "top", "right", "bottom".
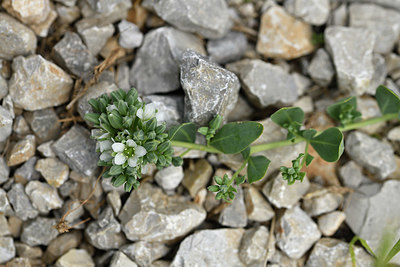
{"left": 21, "top": 217, "right": 59, "bottom": 246}
{"left": 308, "top": 48, "right": 334, "bottom": 87}
{"left": 15, "top": 242, "right": 43, "bottom": 259}
{"left": 219, "top": 186, "right": 247, "bottom": 227}
{"left": 339, "top": 161, "right": 369, "bottom": 189}
{"left": 286, "top": 0, "right": 329, "bottom": 26}
{"left": 129, "top": 27, "right": 205, "bottom": 95}
{"left": 7, "top": 135, "right": 35, "bottom": 167}
{"left": 366, "top": 54, "right": 387, "bottom": 95}
{"left": 325, "top": 26, "right": 375, "bottom": 95}
{"left": 269, "top": 250, "right": 297, "bottom": 267}
{"left": 121, "top": 241, "right": 169, "bottom": 267}
{"left": 13, "top": 115, "right": 30, "bottom": 138}
{"left": 345, "top": 131, "right": 396, "bottom": 179}
{"left": 171, "top": 229, "right": 245, "bottom": 267}
{"left": 55, "top": 4, "right": 80, "bottom": 25}
{"left": 119, "top": 183, "right": 206, "bottom": 242}
{"left": 30, "top": 6, "right": 57, "bottom": 37}
{"left": 14, "top": 157, "right": 40, "bottom": 184}
{"left": 0, "top": 214, "right": 10, "bottom": 236}
{"left": 328, "top": 3, "right": 348, "bottom": 26}
{"left": 0, "top": 76, "right": 7, "bottom": 100}
{"left": 0, "top": 156, "right": 9, "bottom": 184}
{"left": 154, "top": 165, "right": 184, "bottom": 191}
{"left": 118, "top": 20, "right": 143, "bottom": 49}
{"left": 207, "top": 31, "right": 248, "bottom": 64}
{"left": 35, "top": 158, "right": 69, "bottom": 188}
{"left": 302, "top": 188, "right": 343, "bottom": 217}
{"left": 25, "top": 181, "right": 63, "bottom": 214}
{"left": 56, "top": 249, "right": 94, "bottom": 267}
{"left": 227, "top": 59, "right": 298, "bottom": 108}
{"left": 110, "top": 252, "right": 137, "bottom": 267}
{"left": 0, "top": 13, "right": 37, "bottom": 60}
{"left": 142, "top": 0, "right": 232, "bottom": 39}
{"left": 305, "top": 238, "right": 373, "bottom": 267}
{"left": 43, "top": 231, "right": 82, "bottom": 264}
{"left": 8, "top": 216, "right": 22, "bottom": 238}
{"left": 244, "top": 186, "right": 274, "bottom": 222}
{"left": 0, "top": 106, "right": 13, "bottom": 142}
{"left": 239, "top": 226, "right": 275, "bottom": 266}
{"left": 276, "top": 205, "right": 321, "bottom": 259}
{"left": 25, "top": 108, "right": 60, "bottom": 144}
{"left": 180, "top": 51, "right": 240, "bottom": 125}
{"left": 0, "top": 188, "right": 13, "bottom": 216}
{"left": 318, "top": 211, "right": 346, "bottom": 236}
{"left": 52, "top": 125, "right": 98, "bottom": 177}
{"left": 53, "top": 32, "right": 97, "bottom": 78}
{"left": 0, "top": 237, "right": 15, "bottom": 264}
{"left": 256, "top": 5, "right": 314, "bottom": 59}
{"left": 106, "top": 191, "right": 121, "bottom": 216}
{"left": 85, "top": 0, "right": 132, "bottom": 24}
{"left": 116, "top": 63, "right": 130, "bottom": 91}
{"left": 182, "top": 159, "right": 213, "bottom": 197}
{"left": 9, "top": 55, "right": 73, "bottom": 111}
{"left": 37, "top": 141, "right": 56, "bottom": 158}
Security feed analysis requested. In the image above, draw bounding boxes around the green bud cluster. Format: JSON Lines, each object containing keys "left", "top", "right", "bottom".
{"left": 280, "top": 153, "right": 306, "bottom": 185}
{"left": 338, "top": 104, "right": 362, "bottom": 126}
{"left": 198, "top": 114, "right": 222, "bottom": 142}
{"left": 207, "top": 173, "right": 244, "bottom": 203}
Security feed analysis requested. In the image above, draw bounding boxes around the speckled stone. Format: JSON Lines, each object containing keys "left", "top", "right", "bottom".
{"left": 21, "top": 217, "right": 59, "bottom": 246}
{"left": 25, "top": 108, "right": 60, "bottom": 144}
{"left": 0, "top": 237, "right": 15, "bottom": 264}
{"left": 35, "top": 158, "right": 69, "bottom": 188}
{"left": 121, "top": 241, "right": 169, "bottom": 267}
{"left": 0, "top": 106, "right": 12, "bottom": 143}
{"left": 7, "top": 135, "right": 36, "bottom": 167}
{"left": 25, "top": 181, "right": 63, "bottom": 214}
{"left": 110, "top": 252, "right": 137, "bottom": 267}
{"left": 55, "top": 249, "right": 94, "bottom": 267}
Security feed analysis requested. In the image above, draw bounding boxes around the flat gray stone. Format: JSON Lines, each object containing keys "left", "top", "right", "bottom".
{"left": 302, "top": 187, "right": 343, "bottom": 217}
{"left": 85, "top": 0, "right": 132, "bottom": 24}
{"left": 6, "top": 134, "right": 36, "bottom": 167}
{"left": 7, "top": 183, "right": 38, "bottom": 221}
{"left": 55, "top": 4, "right": 80, "bottom": 25}
{"left": 116, "top": 63, "right": 130, "bottom": 91}
{"left": 13, "top": 115, "right": 30, "bottom": 138}
{"left": 0, "top": 237, "right": 15, "bottom": 264}
{"left": 207, "top": 31, "right": 247, "bottom": 64}
{"left": 0, "top": 75, "right": 7, "bottom": 100}
{"left": 366, "top": 53, "right": 387, "bottom": 95}
{"left": 106, "top": 190, "right": 121, "bottom": 216}
{"left": 118, "top": 20, "right": 143, "bottom": 49}
{"left": 329, "top": 3, "right": 347, "bottom": 26}
{"left": 181, "top": 50, "right": 240, "bottom": 125}
{"left": 218, "top": 186, "right": 247, "bottom": 227}
{"left": 25, "top": 181, "right": 63, "bottom": 214}
{"left": 345, "top": 131, "right": 396, "bottom": 179}
{"left": 142, "top": 0, "right": 232, "bottom": 39}
{"left": 286, "top": 0, "right": 330, "bottom": 25}
{"left": 154, "top": 165, "right": 184, "bottom": 191}
{"left": 121, "top": 241, "right": 169, "bottom": 267}
{"left": 25, "top": 108, "right": 60, "bottom": 144}
{"left": 21, "top": 217, "right": 59, "bottom": 246}
{"left": 129, "top": 26, "right": 205, "bottom": 95}
{"left": 308, "top": 48, "right": 334, "bottom": 87}
{"left": 143, "top": 95, "right": 183, "bottom": 128}
{"left": 239, "top": 226, "right": 275, "bottom": 266}
{"left": 37, "top": 141, "right": 56, "bottom": 158}
{"left": 0, "top": 106, "right": 12, "bottom": 143}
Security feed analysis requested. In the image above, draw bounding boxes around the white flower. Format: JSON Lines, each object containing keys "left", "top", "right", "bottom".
{"left": 136, "top": 103, "right": 156, "bottom": 121}
{"left": 114, "top": 152, "right": 127, "bottom": 165}
{"left": 135, "top": 146, "right": 147, "bottom": 157}
{"left": 112, "top": 142, "right": 125, "bottom": 153}
{"left": 128, "top": 157, "right": 138, "bottom": 167}
{"left": 111, "top": 140, "right": 147, "bottom": 167}
{"left": 107, "top": 104, "right": 117, "bottom": 112}
{"left": 99, "top": 140, "right": 112, "bottom": 152}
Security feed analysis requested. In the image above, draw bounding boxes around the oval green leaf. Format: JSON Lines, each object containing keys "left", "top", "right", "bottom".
{"left": 271, "top": 107, "right": 304, "bottom": 129}
{"left": 310, "top": 127, "right": 344, "bottom": 162}
{"left": 209, "top": 122, "right": 263, "bottom": 154}
{"left": 168, "top": 122, "right": 197, "bottom": 143}
{"left": 247, "top": 155, "right": 271, "bottom": 183}
{"left": 375, "top": 85, "right": 400, "bottom": 115}
{"left": 326, "top": 96, "right": 357, "bottom": 121}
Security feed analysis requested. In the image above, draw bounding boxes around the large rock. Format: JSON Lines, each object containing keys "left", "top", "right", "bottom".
{"left": 9, "top": 55, "right": 73, "bottom": 111}
{"left": 256, "top": 5, "right": 314, "bottom": 60}
{"left": 226, "top": 59, "right": 298, "bottom": 108}
{"left": 0, "top": 13, "right": 37, "bottom": 60}
{"left": 207, "top": 31, "right": 248, "bottom": 65}
{"left": 180, "top": 51, "right": 240, "bottom": 125}
{"left": 285, "top": 0, "right": 330, "bottom": 26}
{"left": 171, "top": 229, "right": 245, "bottom": 267}
{"left": 118, "top": 183, "right": 206, "bottom": 242}
{"left": 325, "top": 26, "right": 375, "bottom": 95}
{"left": 142, "top": 0, "right": 232, "bottom": 39}
{"left": 20, "top": 217, "right": 59, "bottom": 246}
{"left": 129, "top": 27, "right": 205, "bottom": 95}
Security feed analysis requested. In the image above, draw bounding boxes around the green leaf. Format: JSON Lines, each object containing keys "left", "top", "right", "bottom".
{"left": 172, "top": 156, "right": 183, "bottom": 166}
{"left": 247, "top": 155, "right": 271, "bottom": 183}
{"left": 215, "top": 176, "right": 223, "bottom": 185}
{"left": 112, "top": 174, "right": 126, "bottom": 187}
{"left": 326, "top": 96, "right": 356, "bottom": 120}
{"left": 209, "top": 122, "right": 263, "bottom": 154}
{"left": 375, "top": 85, "right": 400, "bottom": 115}
{"left": 271, "top": 107, "right": 304, "bottom": 129}
{"left": 235, "top": 175, "right": 246, "bottom": 185}
{"left": 310, "top": 127, "right": 344, "bottom": 162}
{"left": 208, "top": 185, "right": 220, "bottom": 192}
{"left": 84, "top": 113, "right": 100, "bottom": 124}
{"left": 168, "top": 122, "right": 197, "bottom": 143}
{"left": 198, "top": 127, "right": 209, "bottom": 136}
{"left": 305, "top": 154, "right": 314, "bottom": 166}
{"left": 302, "top": 129, "right": 317, "bottom": 140}
{"left": 109, "top": 165, "right": 123, "bottom": 176}
{"left": 88, "top": 99, "right": 100, "bottom": 112}
{"left": 209, "top": 115, "right": 222, "bottom": 131}
{"left": 108, "top": 111, "right": 123, "bottom": 129}
{"left": 385, "top": 238, "right": 400, "bottom": 264}
{"left": 241, "top": 147, "right": 250, "bottom": 160}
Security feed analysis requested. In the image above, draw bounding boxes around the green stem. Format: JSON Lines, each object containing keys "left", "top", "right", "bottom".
{"left": 339, "top": 113, "right": 397, "bottom": 132}
{"left": 179, "top": 148, "right": 192, "bottom": 157}
{"left": 228, "top": 159, "right": 248, "bottom": 186}
{"left": 250, "top": 137, "right": 305, "bottom": 154}
{"left": 300, "top": 141, "right": 309, "bottom": 168}
{"left": 171, "top": 141, "right": 221, "bottom": 153}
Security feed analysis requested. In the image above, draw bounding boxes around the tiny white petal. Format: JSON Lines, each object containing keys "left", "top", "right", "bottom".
{"left": 107, "top": 104, "right": 117, "bottom": 112}
{"left": 100, "top": 152, "right": 113, "bottom": 162}
{"left": 137, "top": 97, "right": 143, "bottom": 102}
{"left": 99, "top": 132, "right": 110, "bottom": 139}
{"left": 99, "top": 140, "right": 112, "bottom": 152}
{"left": 143, "top": 103, "right": 156, "bottom": 120}
{"left": 128, "top": 157, "right": 138, "bottom": 167}
{"left": 136, "top": 108, "right": 144, "bottom": 120}
{"left": 114, "top": 153, "right": 127, "bottom": 165}
{"left": 135, "top": 146, "right": 147, "bottom": 157}
{"left": 112, "top": 142, "right": 125, "bottom": 152}
{"left": 126, "top": 139, "right": 137, "bottom": 147}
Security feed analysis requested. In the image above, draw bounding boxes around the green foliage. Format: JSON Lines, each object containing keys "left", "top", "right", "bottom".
{"left": 197, "top": 114, "right": 222, "bottom": 143}
{"left": 247, "top": 156, "right": 270, "bottom": 183}
{"left": 309, "top": 127, "right": 344, "bottom": 162}
{"left": 375, "top": 85, "right": 400, "bottom": 115}
{"left": 311, "top": 32, "right": 324, "bottom": 45}
{"left": 326, "top": 96, "right": 361, "bottom": 126}
{"left": 207, "top": 174, "right": 239, "bottom": 203}
{"left": 280, "top": 153, "right": 306, "bottom": 185}
{"left": 271, "top": 107, "right": 304, "bottom": 140}
{"left": 168, "top": 122, "right": 197, "bottom": 143}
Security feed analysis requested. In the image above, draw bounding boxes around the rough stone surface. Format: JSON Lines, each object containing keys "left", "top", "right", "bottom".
{"left": 143, "top": 95, "right": 183, "bottom": 128}
{"left": 239, "top": 226, "right": 275, "bottom": 266}
{"left": 325, "top": 26, "right": 375, "bottom": 95}
{"left": 15, "top": 242, "right": 43, "bottom": 259}
{"left": 25, "top": 181, "right": 63, "bottom": 214}
{"left": 244, "top": 186, "right": 274, "bottom": 222}
{"left": 227, "top": 59, "right": 298, "bottom": 108}
{"left": 142, "top": 0, "right": 232, "bottom": 39}
{"left": 0, "top": 214, "right": 10, "bottom": 236}
{"left": 37, "top": 141, "right": 56, "bottom": 158}
{"left": 182, "top": 159, "right": 213, "bottom": 198}
{"left": 257, "top": 5, "right": 314, "bottom": 59}
{"left": 339, "top": 161, "right": 369, "bottom": 189}
{"left": 55, "top": 249, "right": 94, "bottom": 267}
{"left": 43, "top": 231, "right": 82, "bottom": 264}
{"left": 0, "top": 76, "right": 7, "bottom": 100}
{"left": 121, "top": 241, "right": 169, "bottom": 267}
{"left": 55, "top": 4, "right": 80, "bottom": 24}
{"left": 14, "top": 157, "right": 40, "bottom": 184}
{"left": 119, "top": 183, "right": 206, "bottom": 242}
{"left": 0, "top": 237, "right": 15, "bottom": 264}
{"left": 219, "top": 186, "right": 247, "bottom": 227}
{"left": 52, "top": 125, "right": 98, "bottom": 177}
{"left": 110, "top": 252, "right": 137, "bottom": 267}
{"left": 0, "top": 106, "right": 12, "bottom": 143}
{"left": 329, "top": 3, "right": 347, "bottom": 26}
{"left": 7, "top": 135, "right": 36, "bottom": 167}
{"left": 345, "top": 131, "right": 396, "bottom": 179}
{"left": 35, "top": 158, "right": 69, "bottom": 188}
{"left": 286, "top": 0, "right": 330, "bottom": 25}
{"left": 130, "top": 27, "right": 205, "bottom": 95}
{"left": 303, "top": 189, "right": 343, "bottom": 217}
{"left": 366, "top": 54, "right": 387, "bottom": 95}
{"left": 9, "top": 55, "right": 73, "bottom": 111}
{"left": 308, "top": 48, "right": 334, "bottom": 87}
{"left": 207, "top": 31, "right": 248, "bottom": 65}
{"left": 25, "top": 108, "right": 60, "bottom": 143}
{"left": 0, "top": 13, "right": 37, "bottom": 60}
{"left": 318, "top": 211, "right": 346, "bottom": 236}
{"left": 21, "top": 217, "right": 59, "bottom": 246}
{"left": 118, "top": 20, "right": 143, "bottom": 49}
{"left": 106, "top": 191, "right": 121, "bottom": 216}
{"left": 84, "top": 0, "right": 132, "bottom": 24}
{"left": 171, "top": 229, "right": 245, "bottom": 267}
{"left": 154, "top": 165, "right": 184, "bottom": 191}
{"left": 0, "top": 156, "right": 9, "bottom": 184}
{"left": 0, "top": 188, "right": 13, "bottom": 216}
{"left": 13, "top": 115, "right": 30, "bottom": 139}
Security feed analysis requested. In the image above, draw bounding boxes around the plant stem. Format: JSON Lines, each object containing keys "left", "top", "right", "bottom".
{"left": 228, "top": 159, "right": 248, "bottom": 186}
{"left": 339, "top": 113, "right": 397, "bottom": 132}
{"left": 171, "top": 140, "right": 221, "bottom": 153}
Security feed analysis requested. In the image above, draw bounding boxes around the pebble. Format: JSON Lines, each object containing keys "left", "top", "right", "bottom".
{"left": 328, "top": 3, "right": 347, "bottom": 26}
{"left": 207, "top": 31, "right": 248, "bottom": 65}
{"left": 269, "top": 250, "right": 297, "bottom": 267}
{"left": 8, "top": 216, "right": 22, "bottom": 238}
{"left": 25, "top": 181, "right": 63, "bottom": 214}
{"left": 9, "top": 55, "right": 73, "bottom": 111}
{"left": 142, "top": 0, "right": 232, "bottom": 39}
{"left": 294, "top": 96, "right": 314, "bottom": 113}
{"left": 14, "top": 157, "right": 40, "bottom": 184}
{"left": 239, "top": 226, "right": 275, "bottom": 266}
{"left": 20, "top": 217, "right": 59, "bottom": 246}
{"left": 130, "top": 26, "right": 205, "bottom": 95}
{"left": 43, "top": 231, "right": 82, "bottom": 264}
{"left": 0, "top": 75, "right": 7, "bottom": 100}
{"left": 25, "top": 108, "right": 60, "bottom": 144}
{"left": 227, "top": 59, "right": 298, "bottom": 108}
{"left": 182, "top": 159, "right": 213, "bottom": 198}
{"left": 276, "top": 205, "right": 321, "bottom": 259}
{"left": 110, "top": 252, "right": 137, "bottom": 267}
{"left": 106, "top": 190, "right": 121, "bottom": 216}
{"left": 219, "top": 186, "right": 247, "bottom": 227}
{"left": 154, "top": 165, "right": 184, "bottom": 192}
{"left": 31, "top": 6, "right": 57, "bottom": 37}
{"left": 52, "top": 125, "right": 98, "bottom": 177}
{"left": 180, "top": 50, "right": 240, "bottom": 125}
{"left": 302, "top": 188, "right": 343, "bottom": 217}
{"left": 339, "top": 161, "right": 369, "bottom": 189}
{"left": 0, "top": 156, "right": 9, "bottom": 184}
{"left": 55, "top": 4, "right": 80, "bottom": 25}
{"left": 15, "top": 242, "right": 43, "bottom": 259}
{"left": 7, "top": 135, "right": 36, "bottom": 167}
{"left": 0, "top": 214, "right": 10, "bottom": 236}
{"left": 119, "top": 183, "right": 206, "bottom": 242}
{"left": 308, "top": 48, "right": 334, "bottom": 87}
{"left": 171, "top": 229, "right": 245, "bottom": 267}
{"left": 388, "top": 126, "right": 400, "bottom": 141}
{"left": 325, "top": 26, "right": 375, "bottom": 95}
{"left": 0, "top": 13, "right": 37, "bottom": 60}
{"left": 37, "top": 141, "right": 56, "bottom": 158}
{"left": 345, "top": 131, "right": 396, "bottom": 179}
{"left": 55, "top": 249, "right": 94, "bottom": 267}
{"left": 0, "top": 237, "right": 15, "bottom": 264}
{"left": 6, "top": 257, "right": 32, "bottom": 266}
{"left": 35, "top": 158, "right": 69, "bottom": 188}
{"left": 116, "top": 63, "right": 130, "bottom": 91}
{"left": 244, "top": 186, "right": 274, "bottom": 222}
{"left": 366, "top": 54, "right": 387, "bottom": 95}
{"left": 143, "top": 95, "right": 184, "bottom": 128}
{"left": 317, "top": 211, "right": 346, "bottom": 236}
{"left": 86, "top": 0, "right": 132, "bottom": 24}
{"left": 257, "top": 5, "right": 314, "bottom": 59}
{"left": 121, "top": 241, "right": 169, "bottom": 267}
{"left": 0, "top": 188, "right": 13, "bottom": 216}
{"left": 0, "top": 106, "right": 13, "bottom": 142}
{"left": 13, "top": 115, "right": 30, "bottom": 138}
{"left": 118, "top": 20, "right": 143, "bottom": 49}
{"left": 285, "top": 0, "right": 329, "bottom": 26}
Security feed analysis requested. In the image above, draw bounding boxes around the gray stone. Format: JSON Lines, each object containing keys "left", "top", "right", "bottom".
{"left": 226, "top": 59, "right": 298, "bottom": 108}
{"left": 142, "top": 0, "right": 232, "bottom": 39}
{"left": 0, "top": 13, "right": 37, "bottom": 60}
{"left": 15, "top": 242, "right": 43, "bottom": 259}
{"left": 143, "top": 95, "right": 184, "bottom": 128}
{"left": 154, "top": 165, "right": 184, "bottom": 191}
{"left": 226, "top": 95, "right": 254, "bottom": 122}
{"left": 207, "top": 31, "right": 248, "bottom": 64}
{"left": 0, "top": 106, "right": 13, "bottom": 142}
{"left": 219, "top": 186, "right": 247, "bottom": 227}
{"left": 55, "top": 4, "right": 80, "bottom": 25}
{"left": 293, "top": 96, "right": 314, "bottom": 113}
{"left": 388, "top": 126, "right": 400, "bottom": 141}
{"left": 263, "top": 173, "right": 310, "bottom": 209}
{"left": 9, "top": 55, "right": 73, "bottom": 111}
{"left": 56, "top": 249, "right": 94, "bottom": 267}
{"left": 52, "top": 125, "right": 99, "bottom": 177}
{"left": 118, "top": 20, "right": 143, "bottom": 49}
{"left": 293, "top": 72, "right": 312, "bottom": 95}
{"left": 37, "top": 141, "right": 56, "bottom": 158}
{"left": 76, "top": 17, "right": 115, "bottom": 55}
{"left": 239, "top": 226, "right": 275, "bottom": 266}
{"left": 14, "top": 157, "right": 40, "bottom": 184}
{"left": 0, "top": 237, "right": 15, "bottom": 264}
{"left": 339, "top": 161, "right": 369, "bottom": 189}
{"left": 110, "top": 252, "right": 137, "bottom": 267}
{"left": 357, "top": 96, "right": 384, "bottom": 134}
{"left": 171, "top": 229, "right": 245, "bottom": 267}
{"left": 25, "top": 108, "right": 60, "bottom": 144}
{"left": 244, "top": 186, "right": 274, "bottom": 222}
{"left": 366, "top": 54, "right": 387, "bottom": 95}
{"left": 85, "top": 0, "right": 132, "bottom": 24}
{"left": 344, "top": 180, "right": 400, "bottom": 264}
{"left": 182, "top": 159, "right": 213, "bottom": 197}
{"left": 106, "top": 190, "right": 121, "bottom": 216}
{"left": 329, "top": 4, "right": 348, "bottom": 26}
{"left": 276, "top": 205, "right": 321, "bottom": 259}
{"left": 0, "top": 188, "right": 13, "bottom": 216}
{"left": 121, "top": 241, "right": 169, "bottom": 267}
{"left": 8, "top": 183, "right": 38, "bottom": 221}
{"left": 25, "top": 181, "right": 63, "bottom": 214}
{"left": 0, "top": 75, "right": 7, "bottom": 100}
{"left": 53, "top": 32, "right": 97, "bottom": 78}
{"left": 325, "top": 26, "right": 375, "bottom": 95}
{"left": 0, "top": 156, "right": 9, "bottom": 184}
{"left": 116, "top": 63, "right": 130, "bottom": 91}
{"left": 59, "top": 199, "right": 84, "bottom": 225}
{"left": 43, "top": 231, "right": 82, "bottom": 264}
{"left": 269, "top": 250, "right": 297, "bottom": 267}
{"left": 318, "top": 211, "right": 346, "bottom": 236}
{"left": 6, "top": 134, "right": 36, "bottom": 167}
{"left": 21, "top": 217, "right": 59, "bottom": 246}
{"left": 286, "top": 0, "right": 330, "bottom": 26}
{"left": 345, "top": 131, "right": 396, "bottom": 179}
{"left": 85, "top": 206, "right": 126, "bottom": 250}
{"left": 0, "top": 214, "right": 10, "bottom": 236}
{"left": 13, "top": 115, "right": 30, "bottom": 138}
{"left": 35, "top": 158, "right": 69, "bottom": 188}
{"left": 308, "top": 48, "right": 334, "bottom": 87}
{"left": 129, "top": 27, "right": 205, "bottom": 95}
{"left": 302, "top": 187, "right": 343, "bottom": 216}
{"left": 349, "top": 3, "right": 400, "bottom": 54}
{"left": 305, "top": 238, "right": 373, "bottom": 267}
{"left": 119, "top": 183, "right": 206, "bottom": 242}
